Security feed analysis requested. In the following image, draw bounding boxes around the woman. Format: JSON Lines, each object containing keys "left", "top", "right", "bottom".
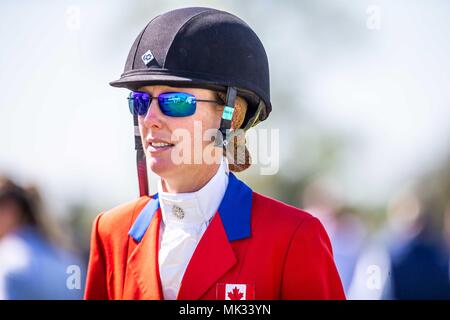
{"left": 85, "top": 6, "right": 345, "bottom": 300}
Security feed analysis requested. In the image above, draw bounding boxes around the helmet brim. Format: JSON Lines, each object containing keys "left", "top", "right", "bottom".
{"left": 110, "top": 72, "right": 226, "bottom": 91}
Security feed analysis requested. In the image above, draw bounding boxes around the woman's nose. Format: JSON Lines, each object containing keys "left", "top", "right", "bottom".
{"left": 142, "top": 98, "right": 163, "bottom": 128}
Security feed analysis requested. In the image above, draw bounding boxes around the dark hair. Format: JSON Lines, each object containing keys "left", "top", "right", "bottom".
{"left": 0, "top": 177, "right": 39, "bottom": 226}
{"left": 0, "top": 176, "right": 78, "bottom": 252}
{"left": 0, "top": 176, "right": 60, "bottom": 244}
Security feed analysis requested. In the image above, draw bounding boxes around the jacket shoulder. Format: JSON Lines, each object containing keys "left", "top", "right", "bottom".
{"left": 250, "top": 191, "right": 328, "bottom": 245}
{"left": 95, "top": 196, "right": 151, "bottom": 240}
{"left": 252, "top": 191, "right": 315, "bottom": 226}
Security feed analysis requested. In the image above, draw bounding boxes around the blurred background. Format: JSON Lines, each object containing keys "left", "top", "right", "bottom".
{"left": 1, "top": 0, "right": 449, "bottom": 299}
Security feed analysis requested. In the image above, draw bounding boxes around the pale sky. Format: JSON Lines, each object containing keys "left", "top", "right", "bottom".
{"left": 1, "top": 0, "right": 449, "bottom": 216}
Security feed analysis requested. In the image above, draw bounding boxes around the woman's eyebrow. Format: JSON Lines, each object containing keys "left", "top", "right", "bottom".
{"left": 145, "top": 86, "right": 190, "bottom": 95}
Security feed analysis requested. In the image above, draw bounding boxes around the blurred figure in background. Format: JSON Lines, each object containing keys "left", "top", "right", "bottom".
{"left": 383, "top": 190, "right": 450, "bottom": 299}
{"left": 0, "top": 176, "right": 83, "bottom": 299}
{"left": 444, "top": 200, "right": 450, "bottom": 278}
{"left": 301, "top": 178, "right": 368, "bottom": 295}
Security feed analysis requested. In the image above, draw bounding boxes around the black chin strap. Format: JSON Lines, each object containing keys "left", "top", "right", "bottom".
{"left": 214, "top": 86, "right": 237, "bottom": 148}
{"left": 134, "top": 115, "right": 149, "bottom": 197}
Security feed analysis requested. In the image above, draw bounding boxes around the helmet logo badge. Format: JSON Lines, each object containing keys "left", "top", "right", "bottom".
{"left": 141, "top": 50, "right": 154, "bottom": 66}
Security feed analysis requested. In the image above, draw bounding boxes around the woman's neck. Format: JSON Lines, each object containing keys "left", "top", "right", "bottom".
{"left": 161, "top": 162, "right": 221, "bottom": 194}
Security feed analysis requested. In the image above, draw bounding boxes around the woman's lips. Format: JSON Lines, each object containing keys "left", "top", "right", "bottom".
{"left": 146, "top": 140, "right": 175, "bottom": 153}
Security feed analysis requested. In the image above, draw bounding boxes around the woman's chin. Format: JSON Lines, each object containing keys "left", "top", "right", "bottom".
{"left": 148, "top": 158, "right": 178, "bottom": 177}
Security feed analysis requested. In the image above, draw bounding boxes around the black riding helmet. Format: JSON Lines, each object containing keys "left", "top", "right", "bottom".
{"left": 110, "top": 6, "right": 271, "bottom": 130}
{"left": 110, "top": 7, "right": 271, "bottom": 196}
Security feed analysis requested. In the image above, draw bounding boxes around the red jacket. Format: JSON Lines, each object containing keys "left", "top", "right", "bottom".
{"left": 84, "top": 173, "right": 345, "bottom": 300}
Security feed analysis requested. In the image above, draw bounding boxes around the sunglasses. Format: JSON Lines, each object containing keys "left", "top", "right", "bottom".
{"left": 128, "top": 91, "right": 221, "bottom": 117}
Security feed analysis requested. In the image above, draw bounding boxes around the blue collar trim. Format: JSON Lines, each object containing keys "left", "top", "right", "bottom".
{"left": 217, "top": 172, "right": 252, "bottom": 241}
{"left": 128, "top": 194, "right": 159, "bottom": 242}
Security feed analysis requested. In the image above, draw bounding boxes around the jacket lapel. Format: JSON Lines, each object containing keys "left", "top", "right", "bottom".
{"left": 176, "top": 213, "right": 236, "bottom": 300}
{"left": 176, "top": 173, "right": 253, "bottom": 300}
{"left": 123, "top": 196, "right": 163, "bottom": 300}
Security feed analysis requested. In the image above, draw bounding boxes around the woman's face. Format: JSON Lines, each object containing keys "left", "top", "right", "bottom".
{"left": 137, "top": 85, "right": 223, "bottom": 181}
{"left": 0, "top": 200, "right": 21, "bottom": 239}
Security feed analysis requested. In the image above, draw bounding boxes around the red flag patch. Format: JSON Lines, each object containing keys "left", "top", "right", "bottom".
{"left": 216, "top": 283, "right": 255, "bottom": 300}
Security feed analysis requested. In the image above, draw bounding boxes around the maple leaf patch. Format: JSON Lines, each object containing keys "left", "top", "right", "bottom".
{"left": 216, "top": 283, "right": 255, "bottom": 300}
{"left": 225, "top": 284, "right": 247, "bottom": 300}
{"left": 227, "top": 286, "right": 244, "bottom": 300}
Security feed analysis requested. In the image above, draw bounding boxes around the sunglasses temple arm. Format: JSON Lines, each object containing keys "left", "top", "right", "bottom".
{"left": 134, "top": 115, "right": 149, "bottom": 196}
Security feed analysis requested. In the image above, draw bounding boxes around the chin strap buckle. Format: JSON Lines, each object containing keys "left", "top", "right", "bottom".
{"left": 214, "top": 86, "right": 237, "bottom": 148}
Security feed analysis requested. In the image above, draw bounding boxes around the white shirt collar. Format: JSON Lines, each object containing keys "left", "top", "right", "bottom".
{"left": 157, "top": 157, "right": 229, "bottom": 227}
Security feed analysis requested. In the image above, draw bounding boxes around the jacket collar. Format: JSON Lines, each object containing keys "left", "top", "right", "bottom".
{"left": 128, "top": 172, "right": 252, "bottom": 243}
{"left": 128, "top": 193, "right": 159, "bottom": 242}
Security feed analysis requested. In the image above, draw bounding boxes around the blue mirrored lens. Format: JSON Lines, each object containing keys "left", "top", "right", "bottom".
{"left": 158, "top": 92, "right": 196, "bottom": 117}
{"left": 128, "top": 92, "right": 150, "bottom": 116}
